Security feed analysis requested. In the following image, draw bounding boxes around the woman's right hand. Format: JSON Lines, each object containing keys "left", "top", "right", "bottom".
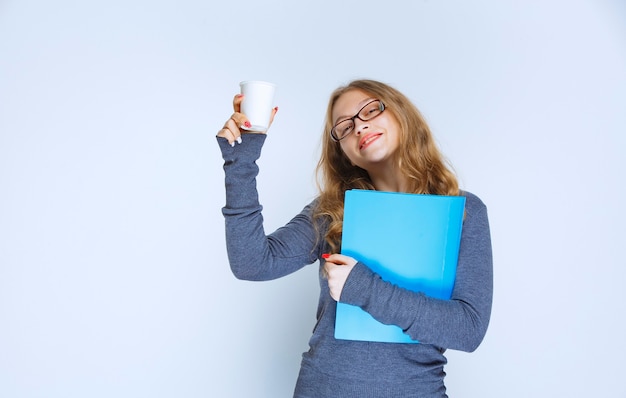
{"left": 216, "top": 94, "right": 278, "bottom": 146}
{"left": 323, "top": 253, "right": 358, "bottom": 301}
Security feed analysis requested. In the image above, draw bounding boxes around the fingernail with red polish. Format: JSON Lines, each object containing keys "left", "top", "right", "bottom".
{"left": 322, "top": 253, "right": 330, "bottom": 259}
{"left": 244, "top": 121, "right": 251, "bottom": 128}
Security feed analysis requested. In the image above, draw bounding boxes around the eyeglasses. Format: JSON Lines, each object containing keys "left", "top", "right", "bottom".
{"left": 330, "top": 99, "right": 386, "bottom": 142}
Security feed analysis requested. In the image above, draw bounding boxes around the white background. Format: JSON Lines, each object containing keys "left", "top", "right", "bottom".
{"left": 1, "top": 0, "right": 625, "bottom": 397}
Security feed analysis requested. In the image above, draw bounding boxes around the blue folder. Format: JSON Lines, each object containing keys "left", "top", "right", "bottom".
{"left": 335, "top": 189, "right": 466, "bottom": 343}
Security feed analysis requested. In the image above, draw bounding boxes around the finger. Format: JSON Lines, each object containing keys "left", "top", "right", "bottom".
{"left": 322, "top": 254, "right": 341, "bottom": 268}
{"left": 230, "top": 112, "right": 252, "bottom": 131}
{"left": 323, "top": 262, "right": 336, "bottom": 279}
{"left": 325, "top": 265, "right": 346, "bottom": 301}
{"left": 224, "top": 117, "right": 243, "bottom": 144}
{"left": 322, "top": 253, "right": 349, "bottom": 265}
{"left": 216, "top": 126, "right": 236, "bottom": 146}
{"left": 324, "top": 262, "right": 344, "bottom": 278}
{"left": 216, "top": 117, "right": 242, "bottom": 146}
{"left": 233, "top": 93, "right": 244, "bottom": 113}
{"left": 335, "top": 254, "right": 358, "bottom": 266}
{"left": 232, "top": 95, "right": 262, "bottom": 131}
{"left": 268, "top": 106, "right": 279, "bottom": 127}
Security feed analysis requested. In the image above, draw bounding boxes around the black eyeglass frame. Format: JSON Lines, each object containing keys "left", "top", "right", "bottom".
{"left": 330, "top": 99, "right": 386, "bottom": 142}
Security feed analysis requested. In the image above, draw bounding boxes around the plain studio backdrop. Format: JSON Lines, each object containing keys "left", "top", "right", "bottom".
{"left": 1, "top": 0, "right": 625, "bottom": 397}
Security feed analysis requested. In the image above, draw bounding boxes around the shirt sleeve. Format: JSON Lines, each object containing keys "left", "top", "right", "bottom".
{"left": 217, "top": 134, "right": 320, "bottom": 281}
{"left": 338, "top": 192, "right": 493, "bottom": 352}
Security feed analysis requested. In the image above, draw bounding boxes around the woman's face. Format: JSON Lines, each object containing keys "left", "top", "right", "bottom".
{"left": 332, "top": 90, "right": 402, "bottom": 174}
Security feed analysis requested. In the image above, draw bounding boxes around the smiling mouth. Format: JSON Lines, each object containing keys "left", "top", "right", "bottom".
{"left": 359, "top": 133, "right": 383, "bottom": 150}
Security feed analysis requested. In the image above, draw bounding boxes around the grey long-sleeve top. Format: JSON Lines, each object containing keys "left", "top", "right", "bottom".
{"left": 218, "top": 134, "right": 493, "bottom": 397}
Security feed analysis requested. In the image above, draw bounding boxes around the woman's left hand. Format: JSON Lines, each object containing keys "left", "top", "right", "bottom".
{"left": 323, "top": 253, "right": 358, "bottom": 301}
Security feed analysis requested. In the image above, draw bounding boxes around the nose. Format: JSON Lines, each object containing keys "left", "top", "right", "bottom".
{"left": 353, "top": 118, "right": 369, "bottom": 135}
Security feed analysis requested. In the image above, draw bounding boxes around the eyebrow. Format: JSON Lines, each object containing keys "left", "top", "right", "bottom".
{"left": 333, "top": 97, "right": 375, "bottom": 125}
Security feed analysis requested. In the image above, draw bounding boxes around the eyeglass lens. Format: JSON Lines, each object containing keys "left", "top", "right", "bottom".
{"left": 332, "top": 100, "right": 384, "bottom": 141}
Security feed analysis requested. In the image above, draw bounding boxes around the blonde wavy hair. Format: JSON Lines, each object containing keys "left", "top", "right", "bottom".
{"left": 313, "top": 79, "right": 459, "bottom": 252}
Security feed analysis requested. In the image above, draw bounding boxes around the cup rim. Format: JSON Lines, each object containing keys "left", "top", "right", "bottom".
{"left": 239, "top": 80, "right": 276, "bottom": 87}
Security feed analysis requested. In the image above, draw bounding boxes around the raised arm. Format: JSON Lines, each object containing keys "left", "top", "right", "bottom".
{"left": 217, "top": 95, "right": 320, "bottom": 281}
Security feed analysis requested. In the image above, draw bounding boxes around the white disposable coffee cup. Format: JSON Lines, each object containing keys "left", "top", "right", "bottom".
{"left": 239, "top": 80, "right": 276, "bottom": 132}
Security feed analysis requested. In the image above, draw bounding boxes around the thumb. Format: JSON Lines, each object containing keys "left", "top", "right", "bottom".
{"left": 268, "top": 106, "right": 279, "bottom": 127}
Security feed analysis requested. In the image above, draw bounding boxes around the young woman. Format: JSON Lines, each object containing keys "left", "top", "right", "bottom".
{"left": 216, "top": 79, "right": 493, "bottom": 397}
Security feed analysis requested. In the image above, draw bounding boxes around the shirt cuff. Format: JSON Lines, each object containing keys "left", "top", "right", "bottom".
{"left": 216, "top": 133, "right": 267, "bottom": 161}
{"left": 339, "top": 261, "right": 376, "bottom": 306}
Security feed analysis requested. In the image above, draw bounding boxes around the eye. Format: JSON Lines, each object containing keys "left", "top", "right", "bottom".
{"left": 338, "top": 121, "right": 354, "bottom": 137}
{"left": 363, "top": 102, "right": 380, "bottom": 117}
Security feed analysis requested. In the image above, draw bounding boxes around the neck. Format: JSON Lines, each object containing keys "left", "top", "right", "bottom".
{"left": 368, "top": 165, "right": 410, "bottom": 193}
